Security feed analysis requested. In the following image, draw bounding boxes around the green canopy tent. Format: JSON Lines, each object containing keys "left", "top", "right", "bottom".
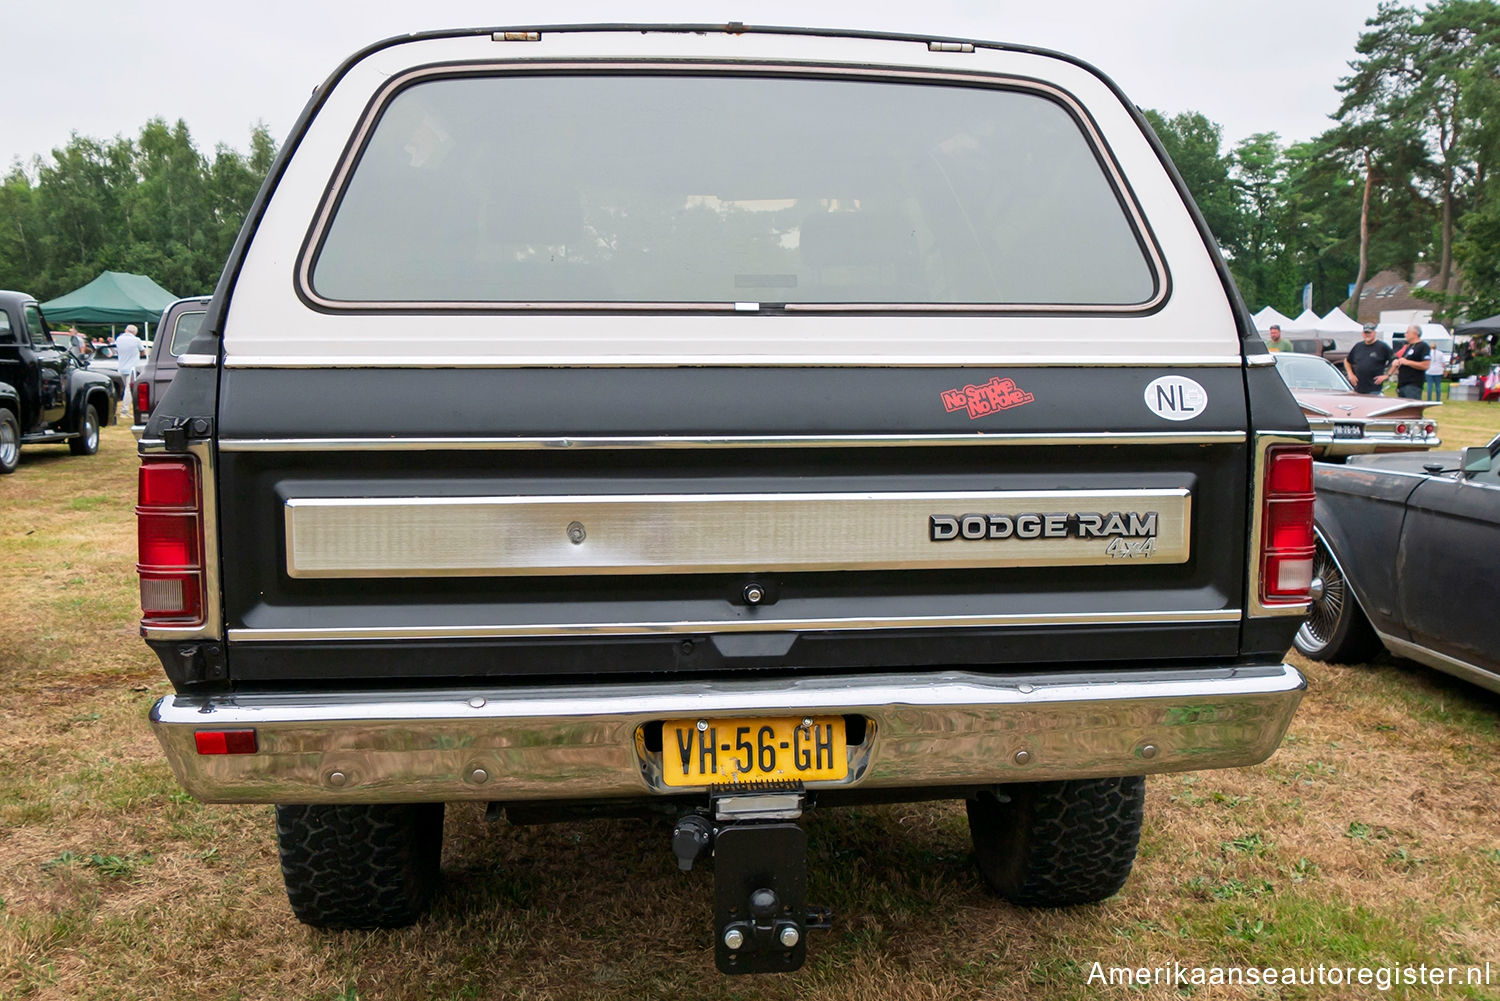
{"left": 39, "top": 271, "right": 178, "bottom": 338}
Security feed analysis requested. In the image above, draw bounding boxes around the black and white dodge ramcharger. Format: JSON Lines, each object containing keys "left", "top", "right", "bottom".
{"left": 143, "top": 25, "right": 1312, "bottom": 974}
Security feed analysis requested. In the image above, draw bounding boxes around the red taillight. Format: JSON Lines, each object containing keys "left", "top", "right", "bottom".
{"left": 194, "top": 730, "right": 257, "bottom": 755}
{"left": 135, "top": 379, "right": 150, "bottom": 417}
{"left": 139, "top": 461, "right": 196, "bottom": 507}
{"left": 1424, "top": 423, "right": 1436, "bottom": 436}
{"left": 1260, "top": 445, "right": 1316, "bottom": 605}
{"left": 137, "top": 458, "right": 205, "bottom": 625}
{"left": 1396, "top": 422, "right": 1409, "bottom": 436}
{"left": 1267, "top": 450, "right": 1312, "bottom": 494}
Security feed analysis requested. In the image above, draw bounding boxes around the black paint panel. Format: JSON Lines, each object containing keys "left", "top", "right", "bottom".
{"left": 224, "top": 624, "right": 1240, "bottom": 685}
{"left": 217, "top": 366, "right": 1251, "bottom": 437}
{"left": 200, "top": 366, "right": 1270, "bottom": 687}
{"left": 1313, "top": 463, "right": 1420, "bottom": 638}
{"left": 1398, "top": 478, "right": 1500, "bottom": 675}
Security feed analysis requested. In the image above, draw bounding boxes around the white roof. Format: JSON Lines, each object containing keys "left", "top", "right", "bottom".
{"left": 1282, "top": 308, "right": 1322, "bottom": 334}
{"left": 222, "top": 30, "right": 1243, "bottom": 367}
{"left": 1316, "top": 306, "right": 1364, "bottom": 336}
{"left": 1252, "top": 306, "right": 1293, "bottom": 332}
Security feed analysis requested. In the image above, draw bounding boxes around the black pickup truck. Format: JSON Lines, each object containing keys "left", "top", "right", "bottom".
{"left": 0, "top": 290, "right": 117, "bottom": 473}
{"left": 143, "top": 25, "right": 1313, "bottom": 974}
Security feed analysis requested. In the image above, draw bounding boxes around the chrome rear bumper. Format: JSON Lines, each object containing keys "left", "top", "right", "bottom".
{"left": 150, "top": 664, "right": 1306, "bottom": 804}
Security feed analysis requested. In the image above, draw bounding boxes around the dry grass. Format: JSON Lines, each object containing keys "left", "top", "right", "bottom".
{"left": 1430, "top": 399, "right": 1500, "bottom": 451}
{"left": 2, "top": 425, "right": 1498, "bottom": 1001}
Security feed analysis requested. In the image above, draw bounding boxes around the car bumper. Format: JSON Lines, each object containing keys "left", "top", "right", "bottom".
{"left": 1307, "top": 421, "right": 1439, "bottom": 457}
{"left": 150, "top": 663, "right": 1306, "bottom": 804}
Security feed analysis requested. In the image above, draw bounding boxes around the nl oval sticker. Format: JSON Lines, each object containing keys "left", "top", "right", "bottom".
{"left": 1144, "top": 376, "right": 1208, "bottom": 422}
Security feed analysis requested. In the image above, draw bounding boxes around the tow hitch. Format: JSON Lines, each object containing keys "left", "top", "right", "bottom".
{"left": 670, "top": 788, "right": 832, "bottom": 974}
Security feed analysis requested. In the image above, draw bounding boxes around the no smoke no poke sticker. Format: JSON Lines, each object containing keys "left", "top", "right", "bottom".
{"left": 1144, "top": 376, "right": 1208, "bottom": 422}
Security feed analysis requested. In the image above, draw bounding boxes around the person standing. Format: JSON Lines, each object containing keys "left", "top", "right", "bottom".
{"left": 1266, "top": 324, "right": 1291, "bottom": 351}
{"left": 1344, "top": 323, "right": 1394, "bottom": 394}
{"left": 114, "top": 324, "right": 144, "bottom": 411}
{"left": 1387, "top": 324, "right": 1430, "bottom": 400}
{"left": 1424, "top": 341, "right": 1448, "bottom": 401}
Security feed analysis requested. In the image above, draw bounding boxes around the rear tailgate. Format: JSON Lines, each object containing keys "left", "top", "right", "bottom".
{"left": 187, "top": 30, "right": 1283, "bottom": 689}
{"left": 214, "top": 364, "right": 1249, "bottom": 684}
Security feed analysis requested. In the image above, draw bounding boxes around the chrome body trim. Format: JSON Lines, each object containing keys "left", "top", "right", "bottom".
{"left": 149, "top": 663, "right": 1306, "bottom": 804}
{"left": 297, "top": 61, "right": 1168, "bottom": 316}
{"left": 1376, "top": 631, "right": 1500, "bottom": 697}
{"left": 1245, "top": 355, "right": 1277, "bottom": 367}
{"left": 226, "top": 609, "right": 1243, "bottom": 643}
{"left": 220, "top": 355, "right": 1253, "bottom": 369}
{"left": 1333, "top": 464, "right": 1443, "bottom": 482}
{"left": 1367, "top": 401, "right": 1441, "bottom": 418}
{"left": 282, "top": 488, "right": 1192, "bottom": 579}
{"left": 218, "top": 430, "right": 1248, "bottom": 452}
{"left": 1246, "top": 431, "right": 1316, "bottom": 619}
{"left": 1304, "top": 418, "right": 1440, "bottom": 458}
{"left": 177, "top": 353, "right": 217, "bottom": 368}
{"left": 140, "top": 440, "right": 225, "bottom": 643}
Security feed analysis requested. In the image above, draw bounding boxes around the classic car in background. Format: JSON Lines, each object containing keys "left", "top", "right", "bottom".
{"left": 1, "top": 290, "right": 117, "bottom": 472}
{"left": 134, "top": 295, "right": 210, "bottom": 429}
{"left": 1295, "top": 435, "right": 1500, "bottom": 695}
{"left": 1287, "top": 336, "right": 1335, "bottom": 357}
{"left": 1272, "top": 352, "right": 1440, "bottom": 459}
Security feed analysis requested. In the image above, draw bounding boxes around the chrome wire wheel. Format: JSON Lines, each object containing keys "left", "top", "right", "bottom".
{"left": 1297, "top": 540, "right": 1345, "bottom": 655}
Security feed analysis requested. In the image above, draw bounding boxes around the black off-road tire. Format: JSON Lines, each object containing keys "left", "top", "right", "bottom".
{"left": 967, "top": 776, "right": 1144, "bottom": 906}
{"left": 1293, "top": 535, "right": 1382, "bottom": 664}
{"left": 0, "top": 408, "right": 19, "bottom": 474}
{"left": 68, "top": 404, "right": 99, "bottom": 456}
{"left": 276, "top": 803, "right": 444, "bottom": 929}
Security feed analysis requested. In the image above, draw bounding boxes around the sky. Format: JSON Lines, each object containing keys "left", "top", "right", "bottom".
{"left": 9, "top": 0, "right": 1386, "bottom": 169}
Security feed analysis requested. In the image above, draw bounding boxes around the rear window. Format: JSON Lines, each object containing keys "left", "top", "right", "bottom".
{"left": 1274, "top": 353, "right": 1351, "bottom": 391}
{"left": 308, "top": 72, "right": 1158, "bottom": 309}
{"left": 167, "top": 310, "right": 206, "bottom": 356}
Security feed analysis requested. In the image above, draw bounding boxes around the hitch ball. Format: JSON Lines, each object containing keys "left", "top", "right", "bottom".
{"left": 749, "top": 887, "right": 780, "bottom": 918}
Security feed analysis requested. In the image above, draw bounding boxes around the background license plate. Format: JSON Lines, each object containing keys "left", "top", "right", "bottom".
{"left": 662, "top": 716, "right": 847, "bottom": 787}
{"left": 1334, "top": 423, "right": 1364, "bottom": 438}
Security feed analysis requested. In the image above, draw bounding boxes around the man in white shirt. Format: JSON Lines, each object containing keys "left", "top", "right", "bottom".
{"left": 115, "top": 324, "right": 144, "bottom": 410}
{"left": 1425, "top": 344, "right": 1448, "bottom": 401}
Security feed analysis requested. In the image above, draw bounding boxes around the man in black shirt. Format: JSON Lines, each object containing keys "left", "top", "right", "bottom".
{"left": 1345, "top": 323, "right": 1393, "bottom": 394}
{"left": 1388, "top": 324, "right": 1431, "bottom": 399}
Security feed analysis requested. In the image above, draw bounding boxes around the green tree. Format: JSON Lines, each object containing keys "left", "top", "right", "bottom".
{"left": 1451, "top": 198, "right": 1500, "bottom": 319}
{"left": 0, "top": 121, "right": 276, "bottom": 300}
{"left": 1279, "top": 139, "right": 1365, "bottom": 315}
{"left": 1338, "top": 0, "right": 1500, "bottom": 296}
{"left": 1224, "top": 133, "right": 1300, "bottom": 312}
{"left": 0, "top": 167, "right": 43, "bottom": 285}
{"left": 1143, "top": 109, "right": 1240, "bottom": 249}
{"left": 1315, "top": 119, "right": 1433, "bottom": 308}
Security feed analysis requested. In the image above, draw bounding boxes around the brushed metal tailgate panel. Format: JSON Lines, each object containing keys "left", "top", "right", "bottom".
{"left": 284, "top": 489, "right": 1190, "bottom": 578}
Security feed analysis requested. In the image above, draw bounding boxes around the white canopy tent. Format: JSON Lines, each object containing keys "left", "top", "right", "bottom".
{"left": 1316, "top": 306, "right": 1364, "bottom": 338}
{"left": 1251, "top": 306, "right": 1294, "bottom": 333}
{"left": 1282, "top": 308, "right": 1323, "bottom": 334}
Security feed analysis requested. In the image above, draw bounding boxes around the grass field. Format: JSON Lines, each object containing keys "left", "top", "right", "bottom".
{"left": 1, "top": 412, "right": 1498, "bottom": 1001}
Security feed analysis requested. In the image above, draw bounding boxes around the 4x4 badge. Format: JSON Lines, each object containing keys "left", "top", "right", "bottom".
{"left": 940, "top": 376, "right": 1035, "bottom": 420}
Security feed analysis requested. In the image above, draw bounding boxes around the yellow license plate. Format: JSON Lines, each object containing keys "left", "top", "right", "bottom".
{"left": 661, "top": 716, "right": 847, "bottom": 787}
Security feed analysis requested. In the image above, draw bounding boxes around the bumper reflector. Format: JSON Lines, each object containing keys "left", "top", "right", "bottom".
{"left": 195, "top": 730, "right": 258, "bottom": 755}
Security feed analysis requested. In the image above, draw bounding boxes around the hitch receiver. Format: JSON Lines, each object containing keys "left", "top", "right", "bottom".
{"left": 713, "top": 822, "right": 829, "bottom": 974}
